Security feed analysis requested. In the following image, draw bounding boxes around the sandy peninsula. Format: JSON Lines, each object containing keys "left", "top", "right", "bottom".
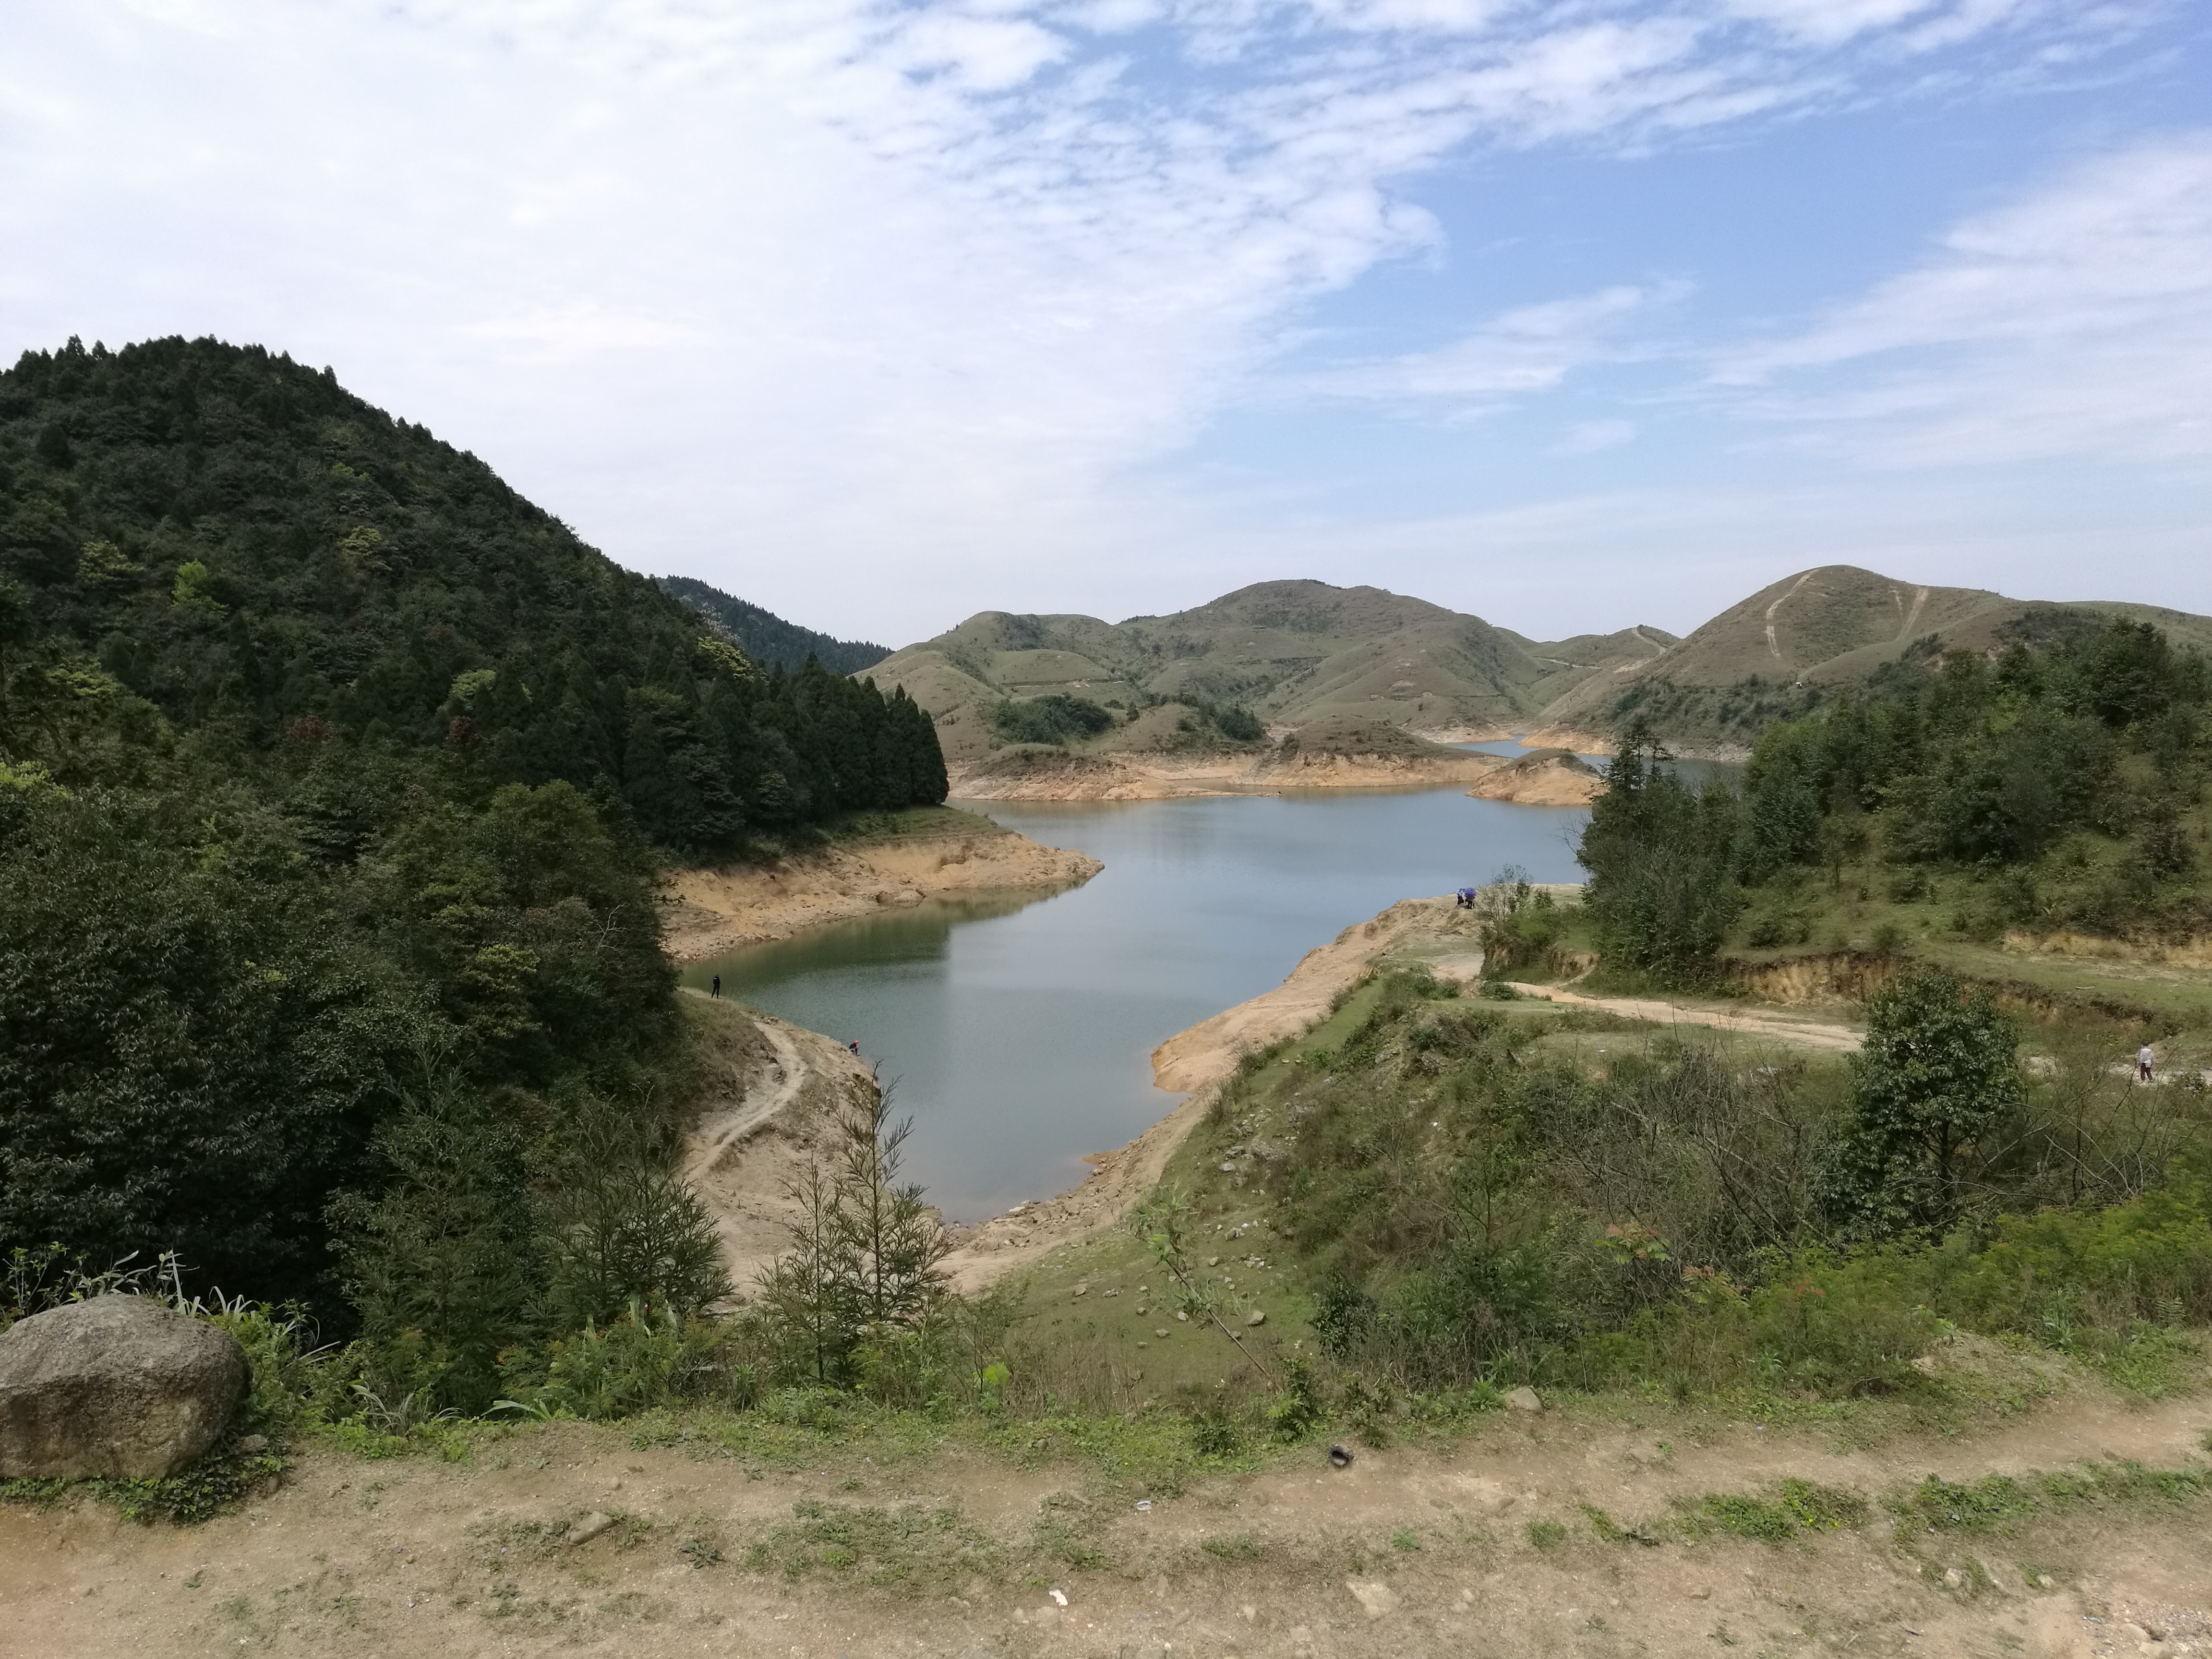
{"left": 1465, "top": 747, "right": 1605, "bottom": 806}
{"left": 659, "top": 816, "right": 1103, "bottom": 961}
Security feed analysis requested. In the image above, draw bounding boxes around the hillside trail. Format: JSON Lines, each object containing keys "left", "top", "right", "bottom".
{"left": 678, "top": 997, "right": 883, "bottom": 1296}
{"left": 1492, "top": 978, "right": 1865, "bottom": 1053}
{"left": 3, "top": 1363, "right": 2206, "bottom": 1659}
{"left": 681, "top": 996, "right": 809, "bottom": 1190}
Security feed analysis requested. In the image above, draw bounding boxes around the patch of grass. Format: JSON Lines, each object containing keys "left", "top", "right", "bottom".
{"left": 742, "top": 1497, "right": 1008, "bottom": 1592}
{"left": 0, "top": 1436, "right": 285, "bottom": 1526}
{"left": 1887, "top": 1459, "right": 2212, "bottom": 1543}
{"left": 1525, "top": 1518, "right": 1568, "bottom": 1549}
{"left": 1390, "top": 1527, "right": 1422, "bottom": 1551}
{"left": 1686, "top": 1479, "right": 1869, "bottom": 1543}
{"left": 1201, "top": 1533, "right": 1264, "bottom": 1561}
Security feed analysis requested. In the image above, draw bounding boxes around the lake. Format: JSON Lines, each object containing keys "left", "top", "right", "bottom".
{"left": 678, "top": 781, "right": 1592, "bottom": 1221}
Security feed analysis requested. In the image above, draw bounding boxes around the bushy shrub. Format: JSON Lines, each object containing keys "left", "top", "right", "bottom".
{"left": 991, "top": 695, "right": 1114, "bottom": 746}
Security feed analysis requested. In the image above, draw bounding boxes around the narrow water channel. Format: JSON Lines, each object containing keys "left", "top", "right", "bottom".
{"left": 679, "top": 784, "right": 1593, "bottom": 1221}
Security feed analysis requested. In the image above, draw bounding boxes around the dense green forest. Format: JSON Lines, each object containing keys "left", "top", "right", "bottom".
{"left": 1557, "top": 615, "right": 2211, "bottom": 986}
{"left": 657, "top": 574, "right": 889, "bottom": 677}
{"left": 0, "top": 335, "right": 945, "bottom": 1329}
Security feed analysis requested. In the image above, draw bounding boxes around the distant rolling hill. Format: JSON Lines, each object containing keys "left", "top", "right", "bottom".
{"left": 1533, "top": 565, "right": 2212, "bottom": 754}
{"left": 658, "top": 575, "right": 890, "bottom": 676}
{"left": 864, "top": 579, "right": 1674, "bottom": 768}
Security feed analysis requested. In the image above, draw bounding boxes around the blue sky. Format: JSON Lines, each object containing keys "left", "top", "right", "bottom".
{"left": 2, "top": 0, "right": 2206, "bottom": 643}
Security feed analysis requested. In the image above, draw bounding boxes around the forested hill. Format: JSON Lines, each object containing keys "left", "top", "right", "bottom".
{"left": 0, "top": 335, "right": 944, "bottom": 1314}
{"left": 0, "top": 336, "right": 945, "bottom": 847}
{"left": 656, "top": 575, "right": 888, "bottom": 676}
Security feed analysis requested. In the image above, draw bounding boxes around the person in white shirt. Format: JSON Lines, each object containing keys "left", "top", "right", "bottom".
{"left": 2138, "top": 1043, "right": 2155, "bottom": 1084}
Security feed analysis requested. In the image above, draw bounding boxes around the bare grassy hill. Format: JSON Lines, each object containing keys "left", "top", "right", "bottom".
{"left": 868, "top": 579, "right": 1674, "bottom": 768}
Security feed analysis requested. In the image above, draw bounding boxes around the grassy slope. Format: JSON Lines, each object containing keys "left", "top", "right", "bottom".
{"left": 868, "top": 579, "right": 1672, "bottom": 767}
{"left": 1538, "top": 564, "right": 2212, "bottom": 750}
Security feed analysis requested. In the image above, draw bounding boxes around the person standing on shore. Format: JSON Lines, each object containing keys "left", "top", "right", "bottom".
{"left": 711, "top": 974, "right": 721, "bottom": 998}
{"left": 2138, "top": 1041, "right": 2155, "bottom": 1084}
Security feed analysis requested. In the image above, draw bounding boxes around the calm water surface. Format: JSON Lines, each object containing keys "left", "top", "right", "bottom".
{"left": 680, "top": 788, "right": 1591, "bottom": 1220}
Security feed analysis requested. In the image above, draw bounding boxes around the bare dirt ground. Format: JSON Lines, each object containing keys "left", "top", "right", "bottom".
{"left": 661, "top": 826, "right": 1102, "bottom": 962}
{"left": 5, "top": 1374, "right": 2206, "bottom": 1659}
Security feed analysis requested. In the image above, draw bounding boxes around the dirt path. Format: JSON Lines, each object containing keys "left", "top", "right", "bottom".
{"left": 680, "top": 1004, "right": 883, "bottom": 1297}
{"left": 681, "top": 1004, "right": 806, "bottom": 1191}
{"left": 5, "top": 1368, "right": 2205, "bottom": 1659}
{"left": 1491, "top": 980, "right": 1865, "bottom": 1053}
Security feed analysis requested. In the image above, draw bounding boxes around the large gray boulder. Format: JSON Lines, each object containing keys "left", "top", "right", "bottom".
{"left": 0, "top": 1295, "right": 248, "bottom": 1478}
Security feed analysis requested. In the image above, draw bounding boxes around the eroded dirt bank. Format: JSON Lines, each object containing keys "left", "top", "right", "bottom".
{"left": 660, "top": 822, "right": 1102, "bottom": 961}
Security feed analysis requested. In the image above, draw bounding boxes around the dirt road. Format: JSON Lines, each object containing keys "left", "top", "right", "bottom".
{"left": 5, "top": 1366, "right": 2205, "bottom": 1659}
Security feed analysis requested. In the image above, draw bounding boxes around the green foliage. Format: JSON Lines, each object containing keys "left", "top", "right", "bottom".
{"left": 1578, "top": 722, "right": 1742, "bottom": 986}
{"left": 0, "top": 337, "right": 949, "bottom": 1320}
{"left": 1689, "top": 1479, "right": 1868, "bottom": 1542}
{"left": 1246, "top": 983, "right": 2212, "bottom": 1398}
{"left": 0, "top": 785, "right": 421, "bottom": 1305}
{"left": 990, "top": 693, "right": 1115, "bottom": 746}
{"left": 657, "top": 575, "right": 888, "bottom": 676}
{"left": 1817, "top": 972, "right": 2026, "bottom": 1239}
{"left": 1735, "top": 617, "right": 2209, "bottom": 936}
{"left": 752, "top": 1086, "right": 952, "bottom": 1388}
{"left": 541, "top": 1154, "right": 732, "bottom": 1332}
{"left": 334, "top": 1083, "right": 542, "bottom": 1413}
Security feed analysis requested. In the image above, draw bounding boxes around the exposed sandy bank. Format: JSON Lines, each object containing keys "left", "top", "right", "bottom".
{"left": 1521, "top": 722, "right": 1617, "bottom": 755}
{"left": 946, "top": 745, "right": 1506, "bottom": 802}
{"left": 659, "top": 822, "right": 1102, "bottom": 961}
{"left": 1465, "top": 747, "right": 1604, "bottom": 806}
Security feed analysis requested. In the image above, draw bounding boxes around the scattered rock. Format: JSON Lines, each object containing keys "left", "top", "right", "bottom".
{"left": 1175, "top": 1311, "right": 1189, "bottom": 1322}
{"left": 1687, "top": 1587, "right": 1712, "bottom": 1600}
{"left": 1346, "top": 1579, "right": 1399, "bottom": 1619}
{"left": 1206, "top": 1256, "right": 1221, "bottom": 1267}
{"left": 1942, "top": 1567, "right": 1964, "bottom": 1589}
{"left": 1504, "top": 1386, "right": 1543, "bottom": 1413}
{"left": 2034, "top": 1574, "right": 2056, "bottom": 1589}
{"left": 1245, "top": 1310, "right": 1267, "bottom": 1326}
{"left": 565, "top": 1512, "right": 617, "bottom": 1547}
{"left": 234, "top": 1434, "right": 268, "bottom": 1455}
{"left": 1048, "top": 1588, "right": 1068, "bottom": 1607}
{"left": 0, "top": 1296, "right": 247, "bottom": 1479}
{"left": 1070, "top": 1286, "right": 1087, "bottom": 1298}
{"left": 1328, "top": 1444, "right": 1353, "bottom": 1468}
{"left": 1154, "top": 1329, "right": 1169, "bottom": 1339}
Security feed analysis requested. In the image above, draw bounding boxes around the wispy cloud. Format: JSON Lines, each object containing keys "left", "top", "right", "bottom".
{"left": 1719, "top": 132, "right": 2212, "bottom": 464}
{"left": 1289, "top": 282, "right": 1685, "bottom": 410}
{"left": 0, "top": 0, "right": 2185, "bottom": 637}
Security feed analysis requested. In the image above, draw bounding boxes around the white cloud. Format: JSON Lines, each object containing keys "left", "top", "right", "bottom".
{"left": 1721, "top": 132, "right": 2212, "bottom": 464}
{"left": 0, "top": 0, "right": 2178, "bottom": 639}
{"left": 1293, "top": 282, "right": 1683, "bottom": 407}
